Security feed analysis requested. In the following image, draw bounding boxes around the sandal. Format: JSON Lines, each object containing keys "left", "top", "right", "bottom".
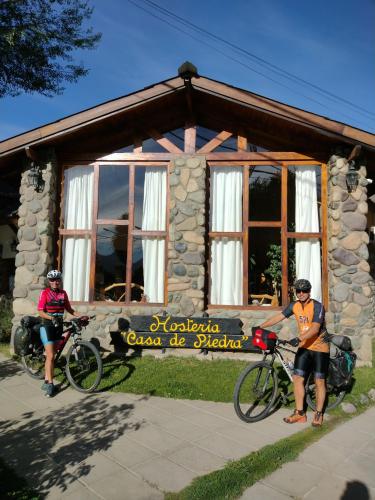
{"left": 312, "top": 410, "right": 323, "bottom": 427}
{"left": 283, "top": 409, "right": 307, "bottom": 424}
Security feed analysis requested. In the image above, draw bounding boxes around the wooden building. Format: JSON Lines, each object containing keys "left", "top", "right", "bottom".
{"left": 1, "top": 64, "right": 375, "bottom": 363}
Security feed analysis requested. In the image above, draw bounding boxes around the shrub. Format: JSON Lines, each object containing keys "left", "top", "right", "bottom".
{"left": 0, "top": 296, "right": 13, "bottom": 343}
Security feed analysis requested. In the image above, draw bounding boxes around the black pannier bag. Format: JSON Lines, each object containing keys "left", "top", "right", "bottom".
{"left": 14, "top": 316, "right": 42, "bottom": 355}
{"left": 326, "top": 333, "right": 352, "bottom": 351}
{"left": 328, "top": 349, "right": 357, "bottom": 387}
{"left": 14, "top": 325, "right": 31, "bottom": 355}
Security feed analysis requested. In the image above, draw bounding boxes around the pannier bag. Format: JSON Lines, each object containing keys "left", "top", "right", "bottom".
{"left": 14, "top": 316, "right": 42, "bottom": 355}
{"left": 14, "top": 325, "right": 31, "bottom": 356}
{"left": 326, "top": 333, "right": 352, "bottom": 352}
{"left": 252, "top": 327, "right": 277, "bottom": 352}
{"left": 328, "top": 349, "right": 357, "bottom": 387}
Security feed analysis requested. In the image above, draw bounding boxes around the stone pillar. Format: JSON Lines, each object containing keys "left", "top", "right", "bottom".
{"left": 327, "top": 154, "right": 375, "bottom": 365}
{"left": 12, "top": 150, "right": 58, "bottom": 337}
{"left": 167, "top": 156, "right": 206, "bottom": 316}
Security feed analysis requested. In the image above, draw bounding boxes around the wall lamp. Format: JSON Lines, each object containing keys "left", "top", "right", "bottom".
{"left": 27, "top": 161, "right": 45, "bottom": 193}
{"left": 346, "top": 145, "right": 361, "bottom": 193}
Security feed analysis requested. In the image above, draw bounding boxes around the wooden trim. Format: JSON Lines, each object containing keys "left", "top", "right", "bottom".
{"left": 237, "top": 135, "right": 247, "bottom": 152}
{"left": 89, "top": 163, "right": 99, "bottom": 302}
{"left": 148, "top": 129, "right": 183, "bottom": 154}
{"left": 96, "top": 219, "right": 129, "bottom": 226}
{"left": 209, "top": 232, "right": 243, "bottom": 238}
{"left": 164, "top": 162, "right": 171, "bottom": 306}
{"left": 131, "top": 230, "right": 167, "bottom": 237}
{"left": 61, "top": 152, "right": 321, "bottom": 163}
{"left": 59, "top": 229, "right": 92, "bottom": 236}
{"left": 196, "top": 131, "right": 233, "bottom": 154}
{"left": 247, "top": 221, "right": 282, "bottom": 227}
{"left": 286, "top": 232, "right": 322, "bottom": 239}
{"left": 321, "top": 163, "right": 328, "bottom": 308}
{"left": 184, "top": 125, "right": 196, "bottom": 153}
{"left": 126, "top": 165, "right": 135, "bottom": 303}
{"left": 243, "top": 166, "right": 249, "bottom": 304}
{"left": 281, "top": 164, "right": 288, "bottom": 306}
{"left": 207, "top": 304, "right": 282, "bottom": 311}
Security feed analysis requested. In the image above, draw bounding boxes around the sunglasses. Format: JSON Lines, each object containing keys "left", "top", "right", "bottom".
{"left": 49, "top": 278, "right": 61, "bottom": 282}
{"left": 296, "top": 288, "right": 310, "bottom": 294}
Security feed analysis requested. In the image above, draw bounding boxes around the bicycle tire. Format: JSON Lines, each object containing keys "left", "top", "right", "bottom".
{"left": 21, "top": 349, "right": 45, "bottom": 380}
{"left": 305, "top": 373, "right": 346, "bottom": 411}
{"left": 65, "top": 340, "right": 103, "bottom": 393}
{"left": 233, "top": 361, "right": 278, "bottom": 423}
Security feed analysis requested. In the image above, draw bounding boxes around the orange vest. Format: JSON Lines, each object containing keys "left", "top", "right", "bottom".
{"left": 292, "top": 300, "right": 329, "bottom": 353}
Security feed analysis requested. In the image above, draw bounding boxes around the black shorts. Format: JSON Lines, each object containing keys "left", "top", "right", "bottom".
{"left": 294, "top": 348, "right": 329, "bottom": 379}
{"left": 40, "top": 321, "right": 63, "bottom": 345}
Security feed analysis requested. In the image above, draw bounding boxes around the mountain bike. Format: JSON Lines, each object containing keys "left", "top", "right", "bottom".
{"left": 21, "top": 316, "right": 103, "bottom": 393}
{"left": 233, "top": 337, "right": 347, "bottom": 423}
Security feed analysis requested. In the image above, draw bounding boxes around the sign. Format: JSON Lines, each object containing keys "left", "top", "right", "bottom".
{"left": 121, "top": 315, "right": 258, "bottom": 352}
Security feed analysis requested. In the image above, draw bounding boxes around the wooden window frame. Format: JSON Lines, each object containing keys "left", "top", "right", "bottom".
{"left": 207, "top": 160, "right": 328, "bottom": 310}
{"left": 58, "top": 161, "right": 169, "bottom": 306}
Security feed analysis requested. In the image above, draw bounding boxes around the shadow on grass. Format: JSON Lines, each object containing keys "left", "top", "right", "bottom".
{"left": 99, "top": 353, "right": 136, "bottom": 392}
{"left": 0, "top": 395, "right": 143, "bottom": 497}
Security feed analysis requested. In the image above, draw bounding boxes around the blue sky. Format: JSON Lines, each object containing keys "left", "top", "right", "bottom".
{"left": 1, "top": 0, "right": 374, "bottom": 141}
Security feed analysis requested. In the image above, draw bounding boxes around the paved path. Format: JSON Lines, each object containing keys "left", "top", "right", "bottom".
{"left": 241, "top": 406, "right": 375, "bottom": 500}
{"left": 1, "top": 353, "right": 374, "bottom": 500}
{"left": 0, "top": 353, "right": 305, "bottom": 499}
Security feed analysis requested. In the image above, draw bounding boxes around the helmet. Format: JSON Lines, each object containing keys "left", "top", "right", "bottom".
{"left": 294, "top": 279, "right": 311, "bottom": 292}
{"left": 47, "top": 270, "right": 62, "bottom": 281}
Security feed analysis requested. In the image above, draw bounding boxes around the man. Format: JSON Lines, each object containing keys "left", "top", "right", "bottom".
{"left": 38, "top": 270, "right": 81, "bottom": 397}
{"left": 259, "top": 279, "right": 329, "bottom": 427}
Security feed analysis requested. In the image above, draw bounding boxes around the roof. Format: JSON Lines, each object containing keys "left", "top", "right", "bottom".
{"left": 1, "top": 73, "right": 374, "bottom": 164}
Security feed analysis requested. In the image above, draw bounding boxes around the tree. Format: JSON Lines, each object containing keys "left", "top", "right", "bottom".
{"left": 0, "top": 0, "right": 101, "bottom": 97}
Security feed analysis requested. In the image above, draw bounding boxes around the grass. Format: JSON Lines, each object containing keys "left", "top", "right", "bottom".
{"left": 165, "top": 416, "right": 344, "bottom": 500}
{"left": 0, "top": 298, "right": 13, "bottom": 343}
{"left": 0, "top": 457, "right": 40, "bottom": 500}
{"left": 0, "top": 342, "right": 11, "bottom": 357}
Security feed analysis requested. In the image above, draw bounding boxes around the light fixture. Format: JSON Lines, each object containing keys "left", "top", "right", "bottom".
{"left": 346, "top": 160, "right": 359, "bottom": 193}
{"left": 27, "top": 162, "right": 45, "bottom": 193}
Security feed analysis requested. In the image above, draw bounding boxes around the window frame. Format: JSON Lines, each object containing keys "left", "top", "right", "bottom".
{"left": 58, "top": 161, "right": 169, "bottom": 305}
{"left": 208, "top": 160, "right": 328, "bottom": 310}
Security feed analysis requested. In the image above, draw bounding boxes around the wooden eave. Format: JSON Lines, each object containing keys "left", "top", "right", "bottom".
{"left": 0, "top": 74, "right": 374, "bottom": 168}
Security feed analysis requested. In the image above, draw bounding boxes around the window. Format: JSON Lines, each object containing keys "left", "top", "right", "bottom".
{"left": 60, "top": 163, "right": 167, "bottom": 304}
{"left": 209, "top": 163, "right": 325, "bottom": 307}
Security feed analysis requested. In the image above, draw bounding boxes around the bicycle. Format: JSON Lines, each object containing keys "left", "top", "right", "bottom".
{"left": 21, "top": 316, "right": 103, "bottom": 393}
{"left": 233, "top": 335, "right": 347, "bottom": 423}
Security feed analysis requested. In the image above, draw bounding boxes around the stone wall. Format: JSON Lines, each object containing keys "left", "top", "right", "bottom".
{"left": 12, "top": 151, "right": 58, "bottom": 336}
{"left": 11, "top": 152, "right": 374, "bottom": 364}
{"left": 326, "top": 154, "right": 375, "bottom": 365}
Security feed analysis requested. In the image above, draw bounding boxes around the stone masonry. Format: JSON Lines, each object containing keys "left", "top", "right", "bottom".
{"left": 11, "top": 153, "right": 374, "bottom": 364}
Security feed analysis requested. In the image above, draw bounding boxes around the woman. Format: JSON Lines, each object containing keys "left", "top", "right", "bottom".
{"left": 37, "top": 270, "right": 80, "bottom": 397}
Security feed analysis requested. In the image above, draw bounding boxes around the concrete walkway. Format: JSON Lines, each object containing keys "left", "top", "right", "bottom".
{"left": 240, "top": 405, "right": 375, "bottom": 500}
{"left": 0, "top": 352, "right": 374, "bottom": 499}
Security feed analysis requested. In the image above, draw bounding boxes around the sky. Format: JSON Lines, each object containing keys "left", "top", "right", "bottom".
{"left": 1, "top": 0, "right": 374, "bottom": 141}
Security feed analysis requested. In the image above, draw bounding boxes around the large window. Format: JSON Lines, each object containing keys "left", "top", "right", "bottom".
{"left": 60, "top": 163, "right": 167, "bottom": 304}
{"left": 209, "top": 163, "right": 325, "bottom": 308}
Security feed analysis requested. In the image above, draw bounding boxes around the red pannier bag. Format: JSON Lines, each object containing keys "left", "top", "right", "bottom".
{"left": 251, "top": 327, "right": 277, "bottom": 352}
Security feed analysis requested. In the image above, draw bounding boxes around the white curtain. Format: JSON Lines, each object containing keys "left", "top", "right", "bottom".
{"left": 142, "top": 167, "right": 166, "bottom": 303}
{"left": 62, "top": 166, "right": 94, "bottom": 301}
{"left": 210, "top": 167, "right": 243, "bottom": 305}
{"left": 295, "top": 166, "right": 322, "bottom": 302}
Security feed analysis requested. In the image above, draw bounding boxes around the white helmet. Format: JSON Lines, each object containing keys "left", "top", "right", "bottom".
{"left": 47, "top": 269, "right": 62, "bottom": 280}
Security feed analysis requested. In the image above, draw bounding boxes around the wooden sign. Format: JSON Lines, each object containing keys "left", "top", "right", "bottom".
{"left": 130, "top": 315, "right": 242, "bottom": 335}
{"left": 120, "top": 314, "right": 258, "bottom": 352}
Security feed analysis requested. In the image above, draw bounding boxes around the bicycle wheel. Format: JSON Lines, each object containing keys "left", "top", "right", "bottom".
{"left": 234, "top": 362, "right": 278, "bottom": 423}
{"left": 65, "top": 340, "right": 103, "bottom": 393}
{"left": 21, "top": 348, "right": 45, "bottom": 380}
{"left": 305, "top": 373, "right": 346, "bottom": 411}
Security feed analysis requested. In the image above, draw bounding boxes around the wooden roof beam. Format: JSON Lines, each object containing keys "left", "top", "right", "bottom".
{"left": 196, "top": 130, "right": 233, "bottom": 154}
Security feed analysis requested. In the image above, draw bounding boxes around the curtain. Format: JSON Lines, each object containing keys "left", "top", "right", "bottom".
{"left": 295, "top": 166, "right": 322, "bottom": 302}
{"left": 62, "top": 166, "right": 94, "bottom": 301}
{"left": 210, "top": 167, "right": 243, "bottom": 305}
{"left": 142, "top": 167, "right": 166, "bottom": 303}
